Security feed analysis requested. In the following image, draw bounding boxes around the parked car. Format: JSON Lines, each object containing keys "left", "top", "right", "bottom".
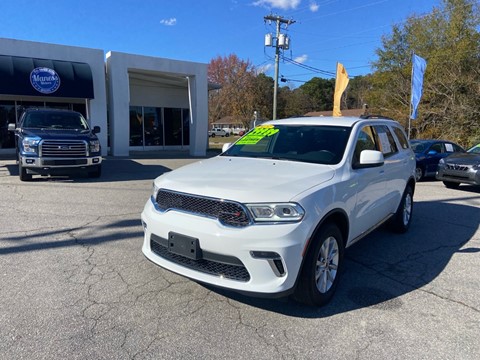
{"left": 208, "top": 128, "right": 229, "bottom": 138}
{"left": 436, "top": 143, "right": 480, "bottom": 189}
{"left": 409, "top": 139, "right": 465, "bottom": 181}
{"left": 141, "top": 116, "right": 416, "bottom": 306}
{"left": 8, "top": 108, "right": 102, "bottom": 181}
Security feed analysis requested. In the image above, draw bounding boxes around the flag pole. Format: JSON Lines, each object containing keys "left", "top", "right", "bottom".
{"left": 408, "top": 52, "right": 414, "bottom": 140}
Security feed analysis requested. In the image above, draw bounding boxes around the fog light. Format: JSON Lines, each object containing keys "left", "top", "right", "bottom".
{"left": 26, "top": 159, "right": 35, "bottom": 164}
{"left": 250, "top": 251, "right": 280, "bottom": 259}
{"left": 93, "top": 158, "right": 100, "bottom": 163}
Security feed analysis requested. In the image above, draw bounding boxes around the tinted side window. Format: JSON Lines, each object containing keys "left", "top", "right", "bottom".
{"left": 353, "top": 126, "right": 377, "bottom": 165}
{"left": 392, "top": 126, "right": 409, "bottom": 149}
{"left": 373, "top": 125, "right": 398, "bottom": 157}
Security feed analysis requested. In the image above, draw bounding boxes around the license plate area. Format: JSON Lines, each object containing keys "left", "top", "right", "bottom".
{"left": 168, "top": 232, "right": 202, "bottom": 260}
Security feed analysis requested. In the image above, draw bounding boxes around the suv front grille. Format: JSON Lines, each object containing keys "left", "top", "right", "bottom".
{"left": 150, "top": 234, "right": 250, "bottom": 282}
{"left": 40, "top": 140, "right": 87, "bottom": 157}
{"left": 156, "top": 189, "right": 251, "bottom": 227}
{"left": 445, "top": 164, "right": 470, "bottom": 171}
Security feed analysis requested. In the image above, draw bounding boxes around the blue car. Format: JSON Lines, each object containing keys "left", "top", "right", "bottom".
{"left": 409, "top": 139, "right": 465, "bottom": 181}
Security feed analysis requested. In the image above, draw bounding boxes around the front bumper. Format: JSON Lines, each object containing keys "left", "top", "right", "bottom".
{"left": 436, "top": 166, "right": 480, "bottom": 186}
{"left": 20, "top": 155, "right": 102, "bottom": 175}
{"left": 141, "top": 197, "right": 310, "bottom": 296}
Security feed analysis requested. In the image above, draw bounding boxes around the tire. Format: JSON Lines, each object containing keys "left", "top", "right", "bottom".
{"left": 415, "top": 167, "right": 423, "bottom": 182}
{"left": 88, "top": 165, "right": 102, "bottom": 178}
{"left": 225, "top": 133, "right": 230, "bottom": 137}
{"left": 211, "top": 133, "right": 216, "bottom": 138}
{"left": 294, "top": 223, "right": 344, "bottom": 307}
{"left": 19, "top": 162, "right": 32, "bottom": 181}
{"left": 443, "top": 181, "right": 459, "bottom": 189}
{"left": 389, "top": 185, "right": 413, "bottom": 233}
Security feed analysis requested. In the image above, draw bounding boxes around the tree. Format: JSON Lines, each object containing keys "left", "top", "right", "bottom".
{"left": 208, "top": 54, "right": 261, "bottom": 128}
{"left": 368, "top": 0, "right": 480, "bottom": 146}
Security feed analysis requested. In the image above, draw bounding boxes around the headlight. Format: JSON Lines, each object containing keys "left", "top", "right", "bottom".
{"left": 89, "top": 140, "right": 100, "bottom": 153}
{"left": 152, "top": 182, "right": 160, "bottom": 200}
{"left": 246, "top": 203, "right": 305, "bottom": 223}
{"left": 439, "top": 158, "right": 445, "bottom": 165}
{"left": 22, "top": 137, "right": 41, "bottom": 153}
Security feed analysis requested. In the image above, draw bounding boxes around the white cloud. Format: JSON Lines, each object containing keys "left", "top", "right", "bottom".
{"left": 294, "top": 54, "right": 308, "bottom": 64}
{"left": 309, "top": 1, "right": 319, "bottom": 12}
{"left": 252, "top": 0, "right": 301, "bottom": 10}
{"left": 160, "top": 18, "right": 177, "bottom": 26}
{"left": 256, "top": 63, "right": 273, "bottom": 74}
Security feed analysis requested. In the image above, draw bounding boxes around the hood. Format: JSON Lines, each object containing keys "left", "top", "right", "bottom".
{"left": 156, "top": 156, "right": 335, "bottom": 203}
{"left": 443, "top": 152, "right": 480, "bottom": 165}
{"left": 21, "top": 128, "right": 98, "bottom": 141}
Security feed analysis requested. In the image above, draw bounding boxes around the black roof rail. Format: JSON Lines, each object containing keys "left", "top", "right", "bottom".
{"left": 359, "top": 114, "right": 394, "bottom": 120}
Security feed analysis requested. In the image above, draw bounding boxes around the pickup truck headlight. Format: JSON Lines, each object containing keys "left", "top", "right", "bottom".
{"left": 22, "top": 137, "right": 41, "bottom": 153}
{"left": 246, "top": 203, "right": 305, "bottom": 223}
{"left": 89, "top": 140, "right": 100, "bottom": 153}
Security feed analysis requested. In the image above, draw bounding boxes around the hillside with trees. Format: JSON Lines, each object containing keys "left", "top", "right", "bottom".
{"left": 208, "top": 0, "right": 479, "bottom": 148}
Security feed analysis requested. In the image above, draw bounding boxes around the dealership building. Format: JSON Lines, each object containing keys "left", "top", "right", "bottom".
{"left": 0, "top": 38, "right": 209, "bottom": 157}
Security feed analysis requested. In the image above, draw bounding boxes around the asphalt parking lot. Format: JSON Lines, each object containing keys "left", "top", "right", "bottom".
{"left": 1, "top": 153, "right": 479, "bottom": 360}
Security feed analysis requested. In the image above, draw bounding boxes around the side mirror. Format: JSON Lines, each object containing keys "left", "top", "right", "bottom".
{"left": 354, "top": 150, "right": 384, "bottom": 169}
{"left": 7, "top": 123, "right": 17, "bottom": 132}
{"left": 222, "top": 143, "right": 232, "bottom": 153}
{"left": 427, "top": 150, "right": 437, "bottom": 155}
{"left": 92, "top": 126, "right": 101, "bottom": 134}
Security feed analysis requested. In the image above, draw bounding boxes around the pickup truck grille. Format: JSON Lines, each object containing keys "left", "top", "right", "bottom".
{"left": 40, "top": 140, "right": 87, "bottom": 157}
{"left": 156, "top": 189, "right": 251, "bottom": 227}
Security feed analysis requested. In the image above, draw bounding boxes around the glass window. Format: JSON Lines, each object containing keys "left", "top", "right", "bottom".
{"left": 164, "top": 108, "right": 182, "bottom": 146}
{"left": 182, "top": 108, "right": 190, "bottom": 146}
{"left": 373, "top": 125, "right": 398, "bottom": 157}
{"left": 129, "top": 106, "right": 143, "bottom": 146}
{"left": 222, "top": 125, "right": 351, "bottom": 165}
{"left": 0, "top": 101, "right": 16, "bottom": 149}
{"left": 144, "top": 107, "right": 163, "bottom": 146}
{"left": 353, "top": 126, "right": 377, "bottom": 165}
{"left": 392, "top": 126, "right": 409, "bottom": 149}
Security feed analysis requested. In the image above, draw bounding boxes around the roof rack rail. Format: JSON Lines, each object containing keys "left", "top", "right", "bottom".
{"left": 359, "top": 114, "right": 394, "bottom": 120}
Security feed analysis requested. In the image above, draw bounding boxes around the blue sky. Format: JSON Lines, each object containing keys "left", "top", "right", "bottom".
{"left": 1, "top": 0, "right": 440, "bottom": 83}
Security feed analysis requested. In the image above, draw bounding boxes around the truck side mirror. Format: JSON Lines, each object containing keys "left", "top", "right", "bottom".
{"left": 7, "top": 123, "right": 17, "bottom": 132}
{"left": 92, "top": 126, "right": 101, "bottom": 134}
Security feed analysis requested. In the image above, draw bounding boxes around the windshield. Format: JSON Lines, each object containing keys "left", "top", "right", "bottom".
{"left": 221, "top": 124, "right": 351, "bottom": 165}
{"left": 22, "top": 112, "right": 89, "bottom": 130}
{"left": 410, "top": 141, "right": 428, "bottom": 154}
{"left": 467, "top": 144, "right": 480, "bottom": 154}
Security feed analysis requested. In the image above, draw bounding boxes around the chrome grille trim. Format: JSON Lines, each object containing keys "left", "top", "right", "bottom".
{"left": 40, "top": 140, "right": 88, "bottom": 157}
{"left": 155, "top": 189, "right": 252, "bottom": 227}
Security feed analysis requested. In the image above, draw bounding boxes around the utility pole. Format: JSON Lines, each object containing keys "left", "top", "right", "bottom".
{"left": 264, "top": 15, "right": 295, "bottom": 120}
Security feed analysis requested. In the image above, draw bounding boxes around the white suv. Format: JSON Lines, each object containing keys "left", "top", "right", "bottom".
{"left": 141, "top": 116, "right": 416, "bottom": 306}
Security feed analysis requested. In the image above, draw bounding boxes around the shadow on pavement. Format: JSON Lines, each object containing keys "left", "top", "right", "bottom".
{"left": 204, "top": 198, "right": 480, "bottom": 318}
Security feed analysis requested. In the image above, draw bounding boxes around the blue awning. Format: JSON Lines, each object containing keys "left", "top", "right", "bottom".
{"left": 0, "top": 55, "right": 94, "bottom": 99}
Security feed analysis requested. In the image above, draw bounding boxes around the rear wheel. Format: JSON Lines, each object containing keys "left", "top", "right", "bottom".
{"left": 294, "top": 223, "right": 344, "bottom": 306}
{"left": 443, "top": 181, "right": 459, "bottom": 189}
{"left": 19, "top": 162, "right": 32, "bottom": 181}
{"left": 390, "top": 185, "right": 413, "bottom": 233}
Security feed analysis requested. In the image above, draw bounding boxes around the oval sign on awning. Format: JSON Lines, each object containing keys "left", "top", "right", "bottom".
{"left": 30, "top": 67, "right": 61, "bottom": 94}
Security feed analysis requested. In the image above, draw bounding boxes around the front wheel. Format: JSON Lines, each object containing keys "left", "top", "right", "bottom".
{"left": 19, "top": 162, "right": 32, "bottom": 181}
{"left": 88, "top": 165, "right": 102, "bottom": 178}
{"left": 443, "top": 181, "right": 459, "bottom": 189}
{"left": 293, "top": 223, "right": 344, "bottom": 307}
{"left": 415, "top": 167, "right": 423, "bottom": 182}
{"left": 389, "top": 185, "right": 413, "bottom": 233}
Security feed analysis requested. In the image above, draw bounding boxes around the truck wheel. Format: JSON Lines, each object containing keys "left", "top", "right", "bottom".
{"left": 19, "top": 162, "right": 32, "bottom": 181}
{"left": 225, "top": 133, "right": 230, "bottom": 137}
{"left": 211, "top": 133, "right": 216, "bottom": 138}
{"left": 89, "top": 165, "right": 102, "bottom": 178}
{"left": 293, "top": 223, "right": 344, "bottom": 306}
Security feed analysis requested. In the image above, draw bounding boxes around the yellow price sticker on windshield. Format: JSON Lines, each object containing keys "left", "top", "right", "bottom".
{"left": 237, "top": 125, "right": 279, "bottom": 145}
